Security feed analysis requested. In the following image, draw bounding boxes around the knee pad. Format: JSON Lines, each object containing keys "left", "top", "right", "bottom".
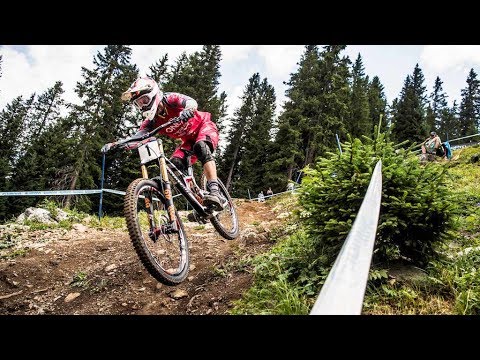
{"left": 193, "top": 141, "right": 214, "bottom": 165}
{"left": 169, "top": 156, "right": 187, "bottom": 172}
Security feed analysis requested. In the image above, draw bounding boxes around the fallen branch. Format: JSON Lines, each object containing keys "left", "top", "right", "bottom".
{"left": 0, "top": 290, "right": 23, "bottom": 300}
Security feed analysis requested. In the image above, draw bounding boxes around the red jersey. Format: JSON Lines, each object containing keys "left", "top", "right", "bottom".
{"left": 139, "top": 92, "right": 212, "bottom": 141}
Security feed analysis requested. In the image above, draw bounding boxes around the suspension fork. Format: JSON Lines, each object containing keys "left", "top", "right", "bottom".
{"left": 157, "top": 142, "right": 178, "bottom": 231}
{"left": 140, "top": 164, "right": 157, "bottom": 231}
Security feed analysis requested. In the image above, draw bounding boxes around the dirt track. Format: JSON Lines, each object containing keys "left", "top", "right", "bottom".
{"left": 0, "top": 200, "right": 288, "bottom": 315}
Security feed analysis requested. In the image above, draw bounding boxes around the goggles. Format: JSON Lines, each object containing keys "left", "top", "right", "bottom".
{"left": 133, "top": 94, "right": 152, "bottom": 109}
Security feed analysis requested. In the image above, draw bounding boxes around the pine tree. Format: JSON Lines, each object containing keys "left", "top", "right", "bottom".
{"left": 315, "top": 45, "right": 351, "bottom": 159}
{"left": 443, "top": 100, "right": 459, "bottom": 140}
{"left": 368, "top": 76, "right": 387, "bottom": 134}
{"left": 234, "top": 76, "right": 276, "bottom": 197}
{"left": 348, "top": 54, "right": 370, "bottom": 138}
{"left": 148, "top": 54, "right": 169, "bottom": 85}
{"left": 392, "top": 64, "right": 428, "bottom": 144}
{"left": 267, "top": 45, "right": 351, "bottom": 191}
{"left": 0, "top": 96, "right": 34, "bottom": 220}
{"left": 166, "top": 46, "right": 228, "bottom": 134}
{"left": 8, "top": 83, "right": 66, "bottom": 214}
{"left": 458, "top": 68, "right": 480, "bottom": 138}
{"left": 267, "top": 45, "right": 321, "bottom": 190}
{"left": 149, "top": 46, "right": 228, "bottom": 172}
{"left": 220, "top": 73, "right": 259, "bottom": 192}
{"left": 64, "top": 45, "right": 138, "bottom": 212}
{"left": 425, "top": 76, "right": 448, "bottom": 136}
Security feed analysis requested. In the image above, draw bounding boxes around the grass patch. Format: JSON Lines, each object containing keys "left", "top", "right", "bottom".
{"left": 70, "top": 271, "right": 91, "bottom": 289}
{"left": 0, "top": 248, "right": 29, "bottom": 259}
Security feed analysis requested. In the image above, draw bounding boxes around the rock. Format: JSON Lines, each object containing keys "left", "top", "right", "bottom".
{"left": 240, "top": 229, "right": 258, "bottom": 245}
{"left": 53, "top": 209, "right": 69, "bottom": 222}
{"left": 16, "top": 207, "right": 56, "bottom": 224}
{"left": 388, "top": 265, "right": 428, "bottom": 284}
{"left": 156, "top": 283, "right": 163, "bottom": 290}
{"left": 189, "top": 264, "right": 196, "bottom": 271}
{"left": 256, "top": 223, "right": 270, "bottom": 234}
{"left": 104, "top": 264, "right": 117, "bottom": 272}
{"left": 72, "top": 224, "right": 88, "bottom": 232}
{"left": 64, "top": 292, "right": 81, "bottom": 303}
{"left": 206, "top": 308, "right": 213, "bottom": 315}
{"left": 49, "top": 259, "right": 60, "bottom": 266}
{"left": 170, "top": 289, "right": 188, "bottom": 299}
{"left": 188, "top": 276, "right": 194, "bottom": 281}
{"left": 457, "top": 246, "right": 480, "bottom": 257}
{"left": 83, "top": 216, "right": 94, "bottom": 225}
{"left": 276, "top": 212, "right": 290, "bottom": 219}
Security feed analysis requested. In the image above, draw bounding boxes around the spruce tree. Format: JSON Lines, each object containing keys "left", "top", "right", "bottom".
{"left": 268, "top": 45, "right": 321, "bottom": 189}
{"left": 234, "top": 76, "right": 276, "bottom": 197}
{"left": 425, "top": 76, "right": 448, "bottom": 136}
{"left": 0, "top": 96, "right": 34, "bottom": 220}
{"left": 220, "top": 73, "right": 260, "bottom": 192}
{"left": 65, "top": 45, "right": 138, "bottom": 212}
{"left": 267, "top": 45, "right": 351, "bottom": 191}
{"left": 149, "top": 46, "right": 228, "bottom": 173}
{"left": 348, "top": 54, "right": 370, "bottom": 138}
{"left": 9, "top": 83, "right": 66, "bottom": 214}
{"left": 458, "top": 68, "right": 480, "bottom": 138}
{"left": 368, "top": 76, "right": 387, "bottom": 134}
{"left": 314, "top": 45, "right": 351, "bottom": 160}
{"left": 443, "top": 100, "right": 459, "bottom": 140}
{"left": 148, "top": 54, "right": 169, "bottom": 85}
{"left": 392, "top": 64, "right": 428, "bottom": 144}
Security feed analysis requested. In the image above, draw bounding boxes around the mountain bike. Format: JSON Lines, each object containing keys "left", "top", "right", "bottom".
{"left": 102, "top": 116, "right": 239, "bottom": 285}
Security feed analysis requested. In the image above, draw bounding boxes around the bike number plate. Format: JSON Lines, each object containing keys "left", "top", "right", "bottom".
{"left": 138, "top": 140, "right": 161, "bottom": 164}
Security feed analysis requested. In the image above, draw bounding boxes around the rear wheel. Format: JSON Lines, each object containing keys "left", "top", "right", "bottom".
{"left": 124, "top": 178, "right": 189, "bottom": 285}
{"left": 201, "top": 175, "right": 239, "bottom": 240}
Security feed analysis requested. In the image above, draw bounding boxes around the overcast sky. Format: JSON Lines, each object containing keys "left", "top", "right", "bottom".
{"left": 1, "top": 45, "right": 479, "bottom": 120}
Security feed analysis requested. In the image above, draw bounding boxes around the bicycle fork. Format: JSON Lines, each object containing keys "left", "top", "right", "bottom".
{"left": 139, "top": 142, "right": 178, "bottom": 234}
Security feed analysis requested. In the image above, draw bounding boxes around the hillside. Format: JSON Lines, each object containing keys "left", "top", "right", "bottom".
{"left": 0, "top": 197, "right": 295, "bottom": 315}
{"left": 363, "top": 145, "right": 480, "bottom": 314}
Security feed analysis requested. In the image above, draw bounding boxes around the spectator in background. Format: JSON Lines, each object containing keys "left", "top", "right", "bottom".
{"left": 266, "top": 187, "right": 273, "bottom": 199}
{"left": 258, "top": 191, "right": 265, "bottom": 202}
{"left": 421, "top": 131, "right": 445, "bottom": 161}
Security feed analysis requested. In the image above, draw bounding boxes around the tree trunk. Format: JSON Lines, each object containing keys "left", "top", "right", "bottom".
{"left": 225, "top": 145, "right": 240, "bottom": 191}
{"left": 64, "top": 168, "right": 79, "bottom": 209}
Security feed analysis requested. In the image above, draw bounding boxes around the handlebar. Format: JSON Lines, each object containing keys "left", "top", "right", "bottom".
{"left": 103, "top": 116, "right": 183, "bottom": 152}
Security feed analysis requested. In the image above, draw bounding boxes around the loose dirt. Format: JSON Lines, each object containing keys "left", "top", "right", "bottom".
{"left": 0, "top": 199, "right": 289, "bottom": 315}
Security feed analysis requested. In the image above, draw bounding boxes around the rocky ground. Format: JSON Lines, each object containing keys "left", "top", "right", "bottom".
{"left": 0, "top": 199, "right": 291, "bottom": 315}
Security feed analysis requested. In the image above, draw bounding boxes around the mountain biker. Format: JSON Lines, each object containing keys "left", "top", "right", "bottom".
{"left": 102, "top": 76, "right": 225, "bottom": 211}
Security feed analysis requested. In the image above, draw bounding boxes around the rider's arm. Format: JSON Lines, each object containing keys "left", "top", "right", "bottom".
{"left": 138, "top": 118, "right": 154, "bottom": 133}
{"left": 165, "top": 92, "right": 198, "bottom": 111}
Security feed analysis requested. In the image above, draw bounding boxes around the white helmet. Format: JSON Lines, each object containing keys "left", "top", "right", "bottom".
{"left": 121, "top": 77, "right": 163, "bottom": 121}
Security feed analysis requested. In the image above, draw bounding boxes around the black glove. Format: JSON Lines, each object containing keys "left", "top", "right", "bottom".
{"left": 132, "top": 129, "right": 149, "bottom": 140}
{"left": 179, "top": 109, "right": 194, "bottom": 122}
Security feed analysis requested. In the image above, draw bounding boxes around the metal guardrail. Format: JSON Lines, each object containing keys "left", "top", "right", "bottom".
{"left": 310, "top": 160, "right": 383, "bottom": 315}
{"left": 0, "top": 189, "right": 102, "bottom": 196}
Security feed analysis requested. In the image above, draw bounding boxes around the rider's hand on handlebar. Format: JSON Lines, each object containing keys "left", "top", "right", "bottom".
{"left": 179, "top": 109, "right": 194, "bottom": 122}
{"left": 101, "top": 142, "right": 115, "bottom": 153}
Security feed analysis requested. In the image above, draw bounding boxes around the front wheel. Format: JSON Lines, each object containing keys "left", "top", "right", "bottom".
{"left": 124, "top": 178, "right": 189, "bottom": 285}
{"left": 201, "top": 176, "right": 239, "bottom": 240}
